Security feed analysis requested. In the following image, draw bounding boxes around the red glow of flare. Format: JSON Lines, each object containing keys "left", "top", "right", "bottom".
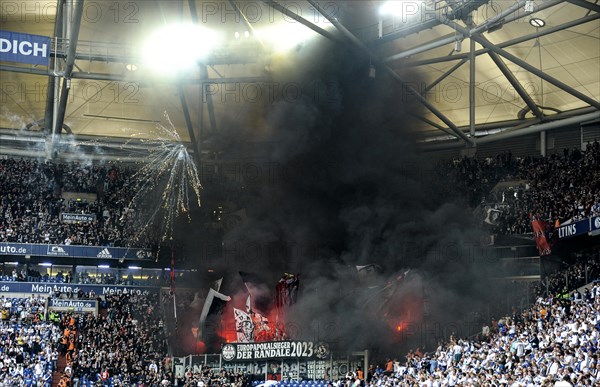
{"left": 396, "top": 322, "right": 406, "bottom": 332}
{"left": 221, "top": 329, "right": 237, "bottom": 344}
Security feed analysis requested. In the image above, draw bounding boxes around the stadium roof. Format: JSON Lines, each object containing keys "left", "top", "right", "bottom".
{"left": 0, "top": 0, "right": 599, "bottom": 157}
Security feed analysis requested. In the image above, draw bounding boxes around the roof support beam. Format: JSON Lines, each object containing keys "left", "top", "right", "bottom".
{"left": 564, "top": 0, "right": 600, "bottom": 14}
{"left": 382, "top": 35, "right": 457, "bottom": 63}
{"left": 0, "top": 65, "right": 265, "bottom": 85}
{"left": 487, "top": 50, "right": 544, "bottom": 119}
{"left": 420, "top": 106, "right": 599, "bottom": 138}
{"left": 422, "top": 111, "right": 600, "bottom": 150}
{"left": 178, "top": 83, "right": 201, "bottom": 167}
{"left": 200, "top": 65, "right": 218, "bottom": 134}
{"left": 476, "top": 111, "right": 600, "bottom": 143}
{"left": 403, "top": 1, "right": 594, "bottom": 68}
{"left": 189, "top": 0, "right": 218, "bottom": 136}
{"left": 411, "top": 114, "right": 456, "bottom": 137}
{"left": 54, "top": 0, "right": 84, "bottom": 137}
{"left": 445, "top": 22, "right": 600, "bottom": 110}
{"left": 372, "top": 0, "right": 491, "bottom": 45}
{"left": 0, "top": 65, "right": 52, "bottom": 76}
{"left": 423, "top": 59, "right": 468, "bottom": 93}
{"left": 49, "top": 51, "right": 259, "bottom": 66}
{"left": 469, "top": 0, "right": 528, "bottom": 36}
{"left": 469, "top": 38, "right": 476, "bottom": 136}
{"left": 263, "top": 1, "right": 344, "bottom": 44}
{"left": 305, "top": 0, "right": 475, "bottom": 146}
{"left": 44, "top": 0, "right": 64, "bottom": 135}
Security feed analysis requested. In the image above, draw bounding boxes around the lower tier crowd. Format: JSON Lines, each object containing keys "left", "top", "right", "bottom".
{"left": 1, "top": 250, "right": 599, "bottom": 386}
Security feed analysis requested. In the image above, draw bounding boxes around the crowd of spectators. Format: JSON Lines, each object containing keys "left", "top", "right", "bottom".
{"left": 0, "top": 295, "right": 58, "bottom": 386}
{"left": 0, "top": 290, "right": 173, "bottom": 385}
{"left": 2, "top": 264, "right": 197, "bottom": 289}
{"left": 70, "top": 292, "right": 173, "bottom": 386}
{"left": 449, "top": 140, "right": 600, "bottom": 235}
{"left": 1, "top": 294, "right": 46, "bottom": 322}
{"left": 449, "top": 151, "right": 519, "bottom": 208}
{"left": 1, "top": 139, "right": 597, "bottom": 251}
{"left": 176, "top": 368, "right": 250, "bottom": 386}
{"left": 341, "top": 279, "right": 600, "bottom": 386}
{"left": 0, "top": 158, "right": 157, "bottom": 248}
{"left": 530, "top": 249, "right": 600, "bottom": 299}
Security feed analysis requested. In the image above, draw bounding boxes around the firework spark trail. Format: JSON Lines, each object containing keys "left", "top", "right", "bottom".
{"left": 125, "top": 112, "right": 202, "bottom": 246}
{"left": 44, "top": 111, "right": 201, "bottom": 248}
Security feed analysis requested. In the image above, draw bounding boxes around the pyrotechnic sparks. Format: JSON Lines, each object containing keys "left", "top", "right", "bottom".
{"left": 125, "top": 112, "right": 202, "bottom": 246}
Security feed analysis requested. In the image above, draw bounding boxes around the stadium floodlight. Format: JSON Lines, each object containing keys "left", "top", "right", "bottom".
{"left": 39, "top": 263, "right": 52, "bottom": 266}
{"left": 141, "top": 23, "right": 222, "bottom": 74}
{"left": 255, "top": 19, "right": 333, "bottom": 53}
{"left": 98, "top": 264, "right": 110, "bottom": 269}
{"left": 379, "top": 0, "right": 424, "bottom": 18}
{"left": 128, "top": 266, "right": 141, "bottom": 270}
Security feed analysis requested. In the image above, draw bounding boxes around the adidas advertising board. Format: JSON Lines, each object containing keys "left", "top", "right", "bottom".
{"left": 0, "top": 243, "right": 151, "bottom": 260}
{"left": 97, "top": 248, "right": 113, "bottom": 258}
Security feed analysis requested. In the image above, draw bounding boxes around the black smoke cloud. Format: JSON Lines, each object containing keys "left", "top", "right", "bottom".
{"left": 200, "top": 38, "right": 499, "bottom": 356}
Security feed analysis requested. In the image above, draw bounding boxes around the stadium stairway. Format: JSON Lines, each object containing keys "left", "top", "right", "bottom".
{"left": 52, "top": 354, "right": 67, "bottom": 387}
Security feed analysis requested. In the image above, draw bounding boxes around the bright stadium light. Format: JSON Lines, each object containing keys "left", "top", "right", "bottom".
{"left": 141, "top": 23, "right": 222, "bottom": 73}
{"left": 379, "top": 0, "right": 424, "bottom": 18}
{"left": 256, "top": 20, "right": 333, "bottom": 53}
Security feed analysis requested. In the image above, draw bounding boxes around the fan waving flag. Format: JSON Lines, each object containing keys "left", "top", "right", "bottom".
{"left": 198, "top": 288, "right": 231, "bottom": 342}
{"left": 234, "top": 308, "right": 255, "bottom": 343}
{"left": 239, "top": 271, "right": 271, "bottom": 314}
{"left": 275, "top": 273, "right": 300, "bottom": 309}
{"left": 532, "top": 220, "right": 553, "bottom": 256}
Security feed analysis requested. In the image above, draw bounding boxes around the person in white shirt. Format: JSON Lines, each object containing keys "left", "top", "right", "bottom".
{"left": 548, "top": 358, "right": 560, "bottom": 376}
{"left": 452, "top": 343, "right": 462, "bottom": 364}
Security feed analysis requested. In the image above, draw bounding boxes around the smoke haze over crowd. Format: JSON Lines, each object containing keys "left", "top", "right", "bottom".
{"left": 180, "top": 38, "right": 501, "bottom": 356}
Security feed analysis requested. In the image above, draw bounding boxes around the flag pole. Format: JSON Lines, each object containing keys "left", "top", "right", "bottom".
{"left": 171, "top": 245, "right": 177, "bottom": 321}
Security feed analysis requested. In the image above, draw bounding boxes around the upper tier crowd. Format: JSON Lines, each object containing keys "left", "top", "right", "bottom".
{"left": 0, "top": 141, "right": 598, "bottom": 249}
{"left": 450, "top": 140, "right": 600, "bottom": 234}
{"left": 0, "top": 158, "right": 144, "bottom": 247}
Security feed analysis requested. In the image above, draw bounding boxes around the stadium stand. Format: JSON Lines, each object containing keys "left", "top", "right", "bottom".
{"left": 449, "top": 140, "right": 600, "bottom": 235}
{"left": 2, "top": 142, "right": 597, "bottom": 250}
{"left": 69, "top": 292, "right": 171, "bottom": 386}
{"left": 0, "top": 295, "right": 56, "bottom": 386}
{"left": 1, "top": 143, "right": 599, "bottom": 386}
{"left": 0, "top": 158, "right": 143, "bottom": 248}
